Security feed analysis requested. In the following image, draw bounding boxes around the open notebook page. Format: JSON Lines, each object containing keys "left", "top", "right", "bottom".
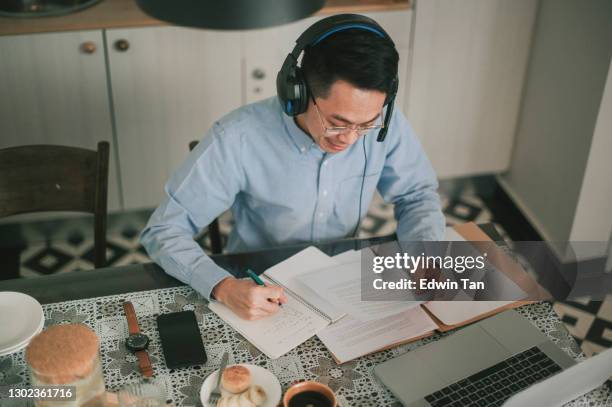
{"left": 317, "top": 306, "right": 438, "bottom": 364}
{"left": 296, "top": 226, "right": 474, "bottom": 322}
{"left": 297, "top": 258, "right": 423, "bottom": 322}
{"left": 208, "top": 290, "right": 329, "bottom": 359}
{"left": 264, "top": 246, "right": 346, "bottom": 322}
{"left": 423, "top": 301, "right": 515, "bottom": 326}
{"left": 330, "top": 249, "right": 361, "bottom": 263}
{"left": 424, "top": 225, "right": 526, "bottom": 325}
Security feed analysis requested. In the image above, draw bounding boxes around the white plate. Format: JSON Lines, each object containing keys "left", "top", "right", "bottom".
{"left": 0, "top": 318, "right": 44, "bottom": 356}
{"left": 0, "top": 292, "right": 44, "bottom": 353}
{"left": 200, "top": 364, "right": 281, "bottom": 407}
{"left": 0, "top": 315, "right": 44, "bottom": 356}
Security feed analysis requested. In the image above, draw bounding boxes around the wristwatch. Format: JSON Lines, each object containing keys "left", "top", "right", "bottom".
{"left": 123, "top": 301, "right": 154, "bottom": 377}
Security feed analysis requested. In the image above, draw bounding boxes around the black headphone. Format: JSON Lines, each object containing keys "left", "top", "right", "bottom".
{"left": 276, "top": 14, "right": 399, "bottom": 142}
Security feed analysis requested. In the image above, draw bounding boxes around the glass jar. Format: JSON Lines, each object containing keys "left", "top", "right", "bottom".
{"left": 25, "top": 323, "right": 106, "bottom": 407}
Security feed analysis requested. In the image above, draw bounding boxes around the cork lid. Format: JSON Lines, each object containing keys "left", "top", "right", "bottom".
{"left": 26, "top": 323, "right": 99, "bottom": 384}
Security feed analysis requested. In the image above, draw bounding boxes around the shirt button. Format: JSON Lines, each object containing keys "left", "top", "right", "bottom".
{"left": 323, "top": 161, "right": 328, "bottom": 166}
{"left": 323, "top": 190, "right": 328, "bottom": 196}
{"left": 300, "top": 146, "right": 306, "bottom": 153}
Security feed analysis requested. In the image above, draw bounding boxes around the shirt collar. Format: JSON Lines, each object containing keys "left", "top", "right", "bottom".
{"left": 280, "top": 108, "right": 317, "bottom": 154}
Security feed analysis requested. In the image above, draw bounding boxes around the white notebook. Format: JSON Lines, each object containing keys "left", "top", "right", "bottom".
{"left": 208, "top": 247, "right": 347, "bottom": 359}
{"left": 208, "top": 281, "right": 330, "bottom": 359}
{"left": 264, "top": 246, "right": 348, "bottom": 323}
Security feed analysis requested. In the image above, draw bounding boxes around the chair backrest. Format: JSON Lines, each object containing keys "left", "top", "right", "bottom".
{"left": 0, "top": 142, "right": 109, "bottom": 268}
{"left": 189, "top": 140, "right": 223, "bottom": 254}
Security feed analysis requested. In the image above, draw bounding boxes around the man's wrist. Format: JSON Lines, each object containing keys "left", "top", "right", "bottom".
{"left": 211, "top": 277, "right": 234, "bottom": 302}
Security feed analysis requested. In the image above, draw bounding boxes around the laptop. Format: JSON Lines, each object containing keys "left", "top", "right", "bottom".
{"left": 374, "top": 310, "right": 612, "bottom": 406}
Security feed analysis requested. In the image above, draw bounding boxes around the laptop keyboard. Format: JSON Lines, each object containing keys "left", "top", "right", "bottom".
{"left": 424, "top": 346, "right": 563, "bottom": 407}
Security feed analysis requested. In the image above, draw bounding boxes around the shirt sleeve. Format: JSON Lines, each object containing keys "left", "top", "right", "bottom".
{"left": 377, "top": 110, "right": 446, "bottom": 241}
{"left": 140, "top": 121, "right": 245, "bottom": 299}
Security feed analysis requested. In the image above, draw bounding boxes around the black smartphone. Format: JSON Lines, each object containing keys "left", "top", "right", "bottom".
{"left": 157, "top": 311, "right": 207, "bottom": 369}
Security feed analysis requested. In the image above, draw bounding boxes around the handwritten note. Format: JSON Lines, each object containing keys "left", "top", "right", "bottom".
{"left": 208, "top": 293, "right": 329, "bottom": 359}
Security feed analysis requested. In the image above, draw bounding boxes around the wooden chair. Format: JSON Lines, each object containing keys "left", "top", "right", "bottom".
{"left": 0, "top": 142, "right": 110, "bottom": 270}
{"left": 189, "top": 140, "right": 223, "bottom": 255}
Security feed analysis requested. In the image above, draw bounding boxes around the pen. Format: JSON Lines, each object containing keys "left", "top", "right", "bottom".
{"left": 245, "top": 269, "right": 283, "bottom": 307}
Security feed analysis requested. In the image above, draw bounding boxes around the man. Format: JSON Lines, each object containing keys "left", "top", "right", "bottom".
{"left": 141, "top": 15, "right": 445, "bottom": 321}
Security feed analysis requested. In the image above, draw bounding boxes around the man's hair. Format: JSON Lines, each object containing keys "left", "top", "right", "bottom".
{"left": 301, "top": 29, "right": 399, "bottom": 99}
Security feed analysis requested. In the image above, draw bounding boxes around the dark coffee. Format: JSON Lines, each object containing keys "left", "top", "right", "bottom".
{"left": 288, "top": 390, "right": 333, "bottom": 407}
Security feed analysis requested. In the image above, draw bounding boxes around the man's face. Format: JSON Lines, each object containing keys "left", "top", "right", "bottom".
{"left": 300, "top": 80, "right": 386, "bottom": 153}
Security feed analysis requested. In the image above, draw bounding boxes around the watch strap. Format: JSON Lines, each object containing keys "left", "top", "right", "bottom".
{"left": 135, "top": 350, "right": 154, "bottom": 378}
{"left": 123, "top": 301, "right": 140, "bottom": 335}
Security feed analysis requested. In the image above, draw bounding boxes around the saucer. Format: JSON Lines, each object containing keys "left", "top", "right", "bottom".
{"left": 200, "top": 364, "right": 281, "bottom": 407}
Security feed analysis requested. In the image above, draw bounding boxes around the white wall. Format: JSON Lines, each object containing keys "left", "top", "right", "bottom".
{"left": 499, "top": 0, "right": 612, "bottom": 250}
{"left": 570, "top": 59, "right": 612, "bottom": 243}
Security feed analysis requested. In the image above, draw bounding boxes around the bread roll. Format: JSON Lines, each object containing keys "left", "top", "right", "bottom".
{"left": 226, "top": 395, "right": 241, "bottom": 407}
{"left": 221, "top": 365, "right": 251, "bottom": 394}
{"left": 216, "top": 397, "right": 230, "bottom": 407}
{"left": 246, "top": 385, "right": 267, "bottom": 406}
{"left": 237, "top": 391, "right": 256, "bottom": 407}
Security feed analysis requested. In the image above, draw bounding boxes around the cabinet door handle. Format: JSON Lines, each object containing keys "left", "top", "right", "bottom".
{"left": 80, "top": 41, "right": 97, "bottom": 54}
{"left": 252, "top": 69, "right": 266, "bottom": 80}
{"left": 115, "top": 39, "right": 130, "bottom": 52}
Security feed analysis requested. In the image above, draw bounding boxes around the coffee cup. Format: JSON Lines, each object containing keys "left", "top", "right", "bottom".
{"left": 283, "top": 381, "right": 337, "bottom": 407}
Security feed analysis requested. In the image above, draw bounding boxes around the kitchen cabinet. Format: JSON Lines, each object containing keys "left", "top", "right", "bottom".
{"left": 0, "top": 30, "right": 122, "bottom": 211}
{"left": 0, "top": 4, "right": 543, "bottom": 215}
{"left": 406, "top": 0, "right": 538, "bottom": 178}
{"left": 105, "top": 27, "right": 243, "bottom": 210}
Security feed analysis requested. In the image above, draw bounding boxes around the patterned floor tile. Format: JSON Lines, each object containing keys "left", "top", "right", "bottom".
{"left": 57, "top": 258, "right": 96, "bottom": 274}
{"left": 22, "top": 245, "right": 73, "bottom": 275}
{"left": 580, "top": 340, "right": 608, "bottom": 358}
{"left": 111, "top": 251, "right": 153, "bottom": 267}
{"left": 82, "top": 240, "right": 129, "bottom": 266}
{"left": 598, "top": 295, "right": 612, "bottom": 323}
{"left": 553, "top": 302, "right": 596, "bottom": 340}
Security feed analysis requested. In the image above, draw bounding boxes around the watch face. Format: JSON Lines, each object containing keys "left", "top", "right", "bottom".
{"left": 126, "top": 333, "right": 149, "bottom": 352}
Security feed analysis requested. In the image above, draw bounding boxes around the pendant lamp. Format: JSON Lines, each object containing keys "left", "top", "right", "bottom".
{"left": 136, "top": 0, "right": 325, "bottom": 30}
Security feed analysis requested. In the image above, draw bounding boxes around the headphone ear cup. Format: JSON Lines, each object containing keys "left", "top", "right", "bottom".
{"left": 277, "top": 56, "right": 297, "bottom": 115}
{"left": 277, "top": 57, "right": 309, "bottom": 116}
{"left": 291, "top": 67, "right": 309, "bottom": 115}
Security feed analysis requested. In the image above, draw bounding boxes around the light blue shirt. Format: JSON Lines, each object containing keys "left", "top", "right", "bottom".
{"left": 140, "top": 97, "right": 445, "bottom": 299}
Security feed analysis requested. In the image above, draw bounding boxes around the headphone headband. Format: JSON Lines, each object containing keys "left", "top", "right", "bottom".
{"left": 291, "top": 14, "right": 394, "bottom": 58}
{"left": 277, "top": 14, "right": 398, "bottom": 142}
{"left": 314, "top": 24, "right": 384, "bottom": 44}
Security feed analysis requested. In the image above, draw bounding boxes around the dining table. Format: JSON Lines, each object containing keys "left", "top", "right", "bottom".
{"left": 0, "top": 225, "right": 610, "bottom": 406}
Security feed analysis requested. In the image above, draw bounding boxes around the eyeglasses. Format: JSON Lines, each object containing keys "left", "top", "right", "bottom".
{"left": 313, "top": 100, "right": 384, "bottom": 138}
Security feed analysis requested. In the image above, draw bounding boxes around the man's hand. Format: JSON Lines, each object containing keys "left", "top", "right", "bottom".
{"left": 212, "top": 277, "right": 287, "bottom": 320}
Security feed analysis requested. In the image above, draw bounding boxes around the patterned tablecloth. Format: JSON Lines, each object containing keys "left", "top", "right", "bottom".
{"left": 1, "top": 285, "right": 610, "bottom": 407}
